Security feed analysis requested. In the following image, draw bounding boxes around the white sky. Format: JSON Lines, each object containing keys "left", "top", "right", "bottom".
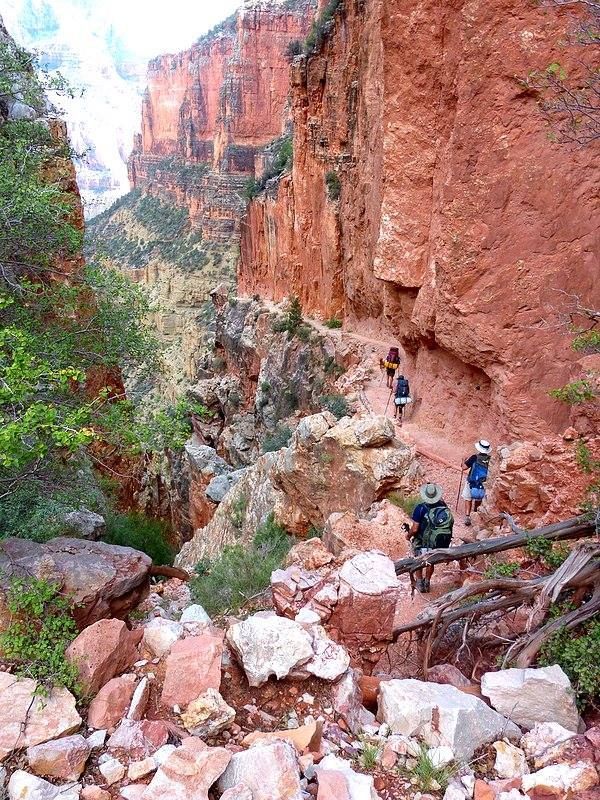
{"left": 99, "top": 0, "right": 242, "bottom": 59}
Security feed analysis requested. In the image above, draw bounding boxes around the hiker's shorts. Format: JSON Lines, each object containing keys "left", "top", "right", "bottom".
{"left": 462, "top": 483, "right": 485, "bottom": 501}
{"left": 412, "top": 545, "right": 432, "bottom": 557}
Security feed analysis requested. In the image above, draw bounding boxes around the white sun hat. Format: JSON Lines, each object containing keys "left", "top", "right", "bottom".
{"left": 475, "top": 439, "right": 492, "bottom": 454}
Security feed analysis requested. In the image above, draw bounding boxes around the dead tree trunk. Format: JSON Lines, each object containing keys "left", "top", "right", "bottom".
{"left": 394, "top": 514, "right": 595, "bottom": 576}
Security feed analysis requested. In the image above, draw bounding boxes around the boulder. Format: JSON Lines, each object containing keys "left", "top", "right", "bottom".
{"left": 66, "top": 619, "right": 142, "bottom": 695}
{"left": 427, "top": 664, "right": 473, "bottom": 689}
{"left": 87, "top": 674, "right": 137, "bottom": 730}
{"left": 220, "top": 785, "right": 253, "bottom": 800}
{"left": 0, "top": 537, "right": 151, "bottom": 627}
{"left": 206, "top": 471, "right": 245, "bottom": 503}
{"left": 328, "top": 551, "right": 401, "bottom": 642}
{"left": 323, "top": 502, "right": 413, "bottom": 562}
{"left": 292, "top": 625, "right": 350, "bottom": 682}
{"left": 521, "top": 761, "right": 598, "bottom": 796}
{"left": 180, "top": 604, "right": 211, "bottom": 625}
{"left": 521, "top": 723, "right": 577, "bottom": 766}
{"left": 127, "top": 757, "right": 157, "bottom": 781}
{"left": 480, "top": 666, "right": 581, "bottom": 732}
{"left": 142, "top": 618, "right": 184, "bottom": 658}
{"left": 99, "top": 757, "right": 125, "bottom": 785}
{"left": 107, "top": 719, "right": 169, "bottom": 758}
{"left": 226, "top": 613, "right": 314, "bottom": 687}
{"left": 27, "top": 735, "right": 90, "bottom": 781}
{"left": 0, "top": 672, "right": 82, "bottom": 762}
{"left": 353, "top": 416, "right": 395, "bottom": 447}
{"left": 8, "top": 771, "right": 80, "bottom": 800}
{"left": 63, "top": 510, "right": 105, "bottom": 540}
{"left": 218, "top": 741, "right": 303, "bottom": 800}
{"left": 285, "top": 538, "right": 333, "bottom": 571}
{"left": 315, "top": 754, "right": 380, "bottom": 799}
{"left": 141, "top": 738, "right": 231, "bottom": 800}
{"left": 317, "top": 770, "right": 352, "bottom": 800}
{"left": 180, "top": 689, "right": 235, "bottom": 737}
{"left": 492, "top": 741, "right": 529, "bottom": 778}
{"left": 377, "top": 679, "right": 521, "bottom": 761}
{"left": 332, "top": 669, "right": 376, "bottom": 735}
{"left": 242, "top": 721, "right": 320, "bottom": 753}
{"left": 160, "top": 631, "right": 223, "bottom": 708}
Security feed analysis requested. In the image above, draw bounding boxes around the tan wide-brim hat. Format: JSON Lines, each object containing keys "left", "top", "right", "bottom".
{"left": 419, "top": 483, "right": 444, "bottom": 505}
{"left": 475, "top": 439, "right": 492, "bottom": 454}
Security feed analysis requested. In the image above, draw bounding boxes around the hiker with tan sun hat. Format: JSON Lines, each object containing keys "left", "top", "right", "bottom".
{"left": 404, "top": 483, "right": 454, "bottom": 593}
{"left": 461, "top": 439, "right": 492, "bottom": 526}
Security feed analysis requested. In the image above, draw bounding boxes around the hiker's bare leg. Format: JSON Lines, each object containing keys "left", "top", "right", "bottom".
{"left": 425, "top": 564, "right": 434, "bottom": 580}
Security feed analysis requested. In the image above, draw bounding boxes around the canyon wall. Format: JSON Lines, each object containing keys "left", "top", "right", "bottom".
{"left": 87, "top": 0, "right": 317, "bottom": 389}
{"left": 239, "top": 0, "right": 600, "bottom": 445}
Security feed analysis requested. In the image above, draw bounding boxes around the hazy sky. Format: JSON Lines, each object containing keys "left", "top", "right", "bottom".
{"left": 98, "top": 0, "right": 242, "bottom": 59}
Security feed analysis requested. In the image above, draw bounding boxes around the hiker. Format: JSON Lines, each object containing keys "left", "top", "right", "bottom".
{"left": 383, "top": 346, "right": 400, "bottom": 388}
{"left": 462, "top": 439, "right": 492, "bottom": 526}
{"left": 403, "top": 483, "right": 454, "bottom": 593}
{"left": 393, "top": 374, "right": 411, "bottom": 425}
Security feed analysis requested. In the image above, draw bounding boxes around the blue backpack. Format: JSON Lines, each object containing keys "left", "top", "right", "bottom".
{"left": 468, "top": 456, "right": 489, "bottom": 499}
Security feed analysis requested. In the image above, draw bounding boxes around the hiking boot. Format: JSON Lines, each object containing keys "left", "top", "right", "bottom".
{"left": 464, "top": 515, "right": 472, "bottom": 526}
{"left": 416, "top": 579, "right": 426, "bottom": 593}
{"left": 423, "top": 579, "right": 431, "bottom": 593}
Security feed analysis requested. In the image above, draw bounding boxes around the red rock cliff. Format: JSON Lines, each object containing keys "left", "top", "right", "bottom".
{"left": 128, "top": 0, "right": 316, "bottom": 241}
{"left": 239, "top": 0, "right": 600, "bottom": 444}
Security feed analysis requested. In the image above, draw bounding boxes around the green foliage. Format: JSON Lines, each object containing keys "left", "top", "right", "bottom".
{"left": 484, "top": 559, "right": 521, "bottom": 579}
{"left": 320, "top": 393, "right": 351, "bottom": 420}
{"left": 272, "top": 295, "right": 306, "bottom": 340}
{"left": 357, "top": 742, "right": 380, "bottom": 771}
{"left": 386, "top": 492, "right": 419, "bottom": 515}
{"left": 146, "top": 156, "right": 209, "bottom": 186}
{"left": 308, "top": 525, "right": 324, "bottom": 539}
{"left": 262, "top": 425, "right": 293, "bottom": 453}
{"left": 103, "top": 512, "right": 175, "bottom": 565}
{"left": 325, "top": 171, "right": 341, "bottom": 201}
{"left": 539, "top": 617, "right": 600, "bottom": 708}
{"left": 524, "top": 536, "right": 569, "bottom": 569}
{"left": 549, "top": 379, "right": 596, "bottom": 404}
{"left": 572, "top": 329, "right": 600, "bottom": 354}
{"left": 304, "top": 0, "right": 343, "bottom": 54}
{"left": 247, "top": 136, "right": 294, "bottom": 198}
{"left": 0, "top": 578, "right": 80, "bottom": 695}
{"left": 403, "top": 745, "right": 455, "bottom": 793}
{"left": 324, "top": 316, "right": 343, "bottom": 329}
{"left": 189, "top": 514, "right": 292, "bottom": 615}
{"left": 323, "top": 355, "right": 346, "bottom": 377}
{"left": 230, "top": 494, "right": 248, "bottom": 530}
{"left": 244, "top": 177, "right": 260, "bottom": 201}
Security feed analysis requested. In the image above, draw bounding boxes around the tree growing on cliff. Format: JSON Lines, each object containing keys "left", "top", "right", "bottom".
{"left": 524, "top": 0, "right": 600, "bottom": 144}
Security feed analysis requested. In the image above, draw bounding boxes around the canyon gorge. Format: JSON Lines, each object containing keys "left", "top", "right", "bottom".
{"left": 0, "top": 1, "right": 599, "bottom": 799}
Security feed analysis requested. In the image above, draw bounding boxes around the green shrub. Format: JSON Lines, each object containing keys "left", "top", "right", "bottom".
{"left": 404, "top": 745, "right": 455, "bottom": 793}
{"left": 320, "top": 393, "right": 351, "bottom": 420}
{"left": 484, "top": 559, "right": 521, "bottom": 579}
{"left": 325, "top": 171, "right": 341, "bottom": 201}
{"left": 549, "top": 379, "right": 596, "bottom": 404}
{"left": 286, "top": 39, "right": 303, "bottom": 59}
{"left": 539, "top": 617, "right": 600, "bottom": 708}
{"left": 0, "top": 578, "right": 80, "bottom": 695}
{"left": 524, "top": 536, "right": 569, "bottom": 569}
{"left": 230, "top": 494, "right": 248, "bottom": 530}
{"left": 272, "top": 295, "right": 306, "bottom": 340}
{"left": 324, "top": 316, "right": 342, "bottom": 329}
{"left": 357, "top": 742, "right": 380, "bottom": 770}
{"left": 304, "top": 0, "right": 343, "bottom": 53}
{"left": 262, "top": 425, "right": 293, "bottom": 453}
{"left": 103, "top": 512, "right": 175, "bottom": 565}
{"left": 572, "top": 329, "right": 600, "bottom": 354}
{"left": 189, "top": 514, "right": 292, "bottom": 615}
{"left": 323, "top": 355, "right": 346, "bottom": 377}
{"left": 386, "top": 492, "right": 419, "bottom": 515}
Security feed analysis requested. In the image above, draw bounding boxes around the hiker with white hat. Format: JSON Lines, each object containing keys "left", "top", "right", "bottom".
{"left": 461, "top": 439, "right": 492, "bottom": 526}
{"left": 403, "top": 483, "right": 454, "bottom": 593}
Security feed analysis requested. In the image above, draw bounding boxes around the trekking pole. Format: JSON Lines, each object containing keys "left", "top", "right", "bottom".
{"left": 455, "top": 468, "right": 464, "bottom": 511}
{"left": 384, "top": 389, "right": 394, "bottom": 415}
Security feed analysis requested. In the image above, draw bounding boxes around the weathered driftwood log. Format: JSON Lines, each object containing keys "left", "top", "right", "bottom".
{"left": 393, "top": 540, "right": 599, "bottom": 674}
{"left": 393, "top": 514, "right": 595, "bottom": 575}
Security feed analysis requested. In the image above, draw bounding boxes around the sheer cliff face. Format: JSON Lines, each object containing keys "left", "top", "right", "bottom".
{"left": 239, "top": 0, "right": 600, "bottom": 443}
{"left": 128, "top": 1, "right": 316, "bottom": 242}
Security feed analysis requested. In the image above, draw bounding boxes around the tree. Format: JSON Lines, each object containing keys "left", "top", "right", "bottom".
{"left": 523, "top": 0, "right": 600, "bottom": 144}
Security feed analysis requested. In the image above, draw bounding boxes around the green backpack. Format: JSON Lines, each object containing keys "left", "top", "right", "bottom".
{"left": 422, "top": 506, "right": 454, "bottom": 549}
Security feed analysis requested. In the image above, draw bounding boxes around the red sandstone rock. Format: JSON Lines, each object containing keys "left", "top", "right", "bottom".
{"left": 317, "top": 770, "right": 351, "bottom": 800}
{"left": 142, "top": 738, "right": 231, "bottom": 800}
{"left": 81, "top": 788, "right": 111, "bottom": 800}
{"left": 107, "top": 719, "right": 169, "bottom": 758}
{"left": 26, "top": 735, "right": 90, "bottom": 780}
{"left": 66, "top": 619, "right": 142, "bottom": 695}
{"left": 160, "top": 632, "right": 223, "bottom": 708}
{"left": 87, "top": 674, "right": 137, "bottom": 730}
{"left": 427, "top": 664, "right": 472, "bottom": 689}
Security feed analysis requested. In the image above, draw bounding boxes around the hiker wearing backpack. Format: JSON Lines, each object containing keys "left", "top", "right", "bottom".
{"left": 383, "top": 347, "right": 400, "bottom": 388}
{"left": 461, "top": 439, "right": 492, "bottom": 526}
{"left": 393, "top": 374, "right": 411, "bottom": 425}
{"left": 404, "top": 483, "right": 454, "bottom": 593}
